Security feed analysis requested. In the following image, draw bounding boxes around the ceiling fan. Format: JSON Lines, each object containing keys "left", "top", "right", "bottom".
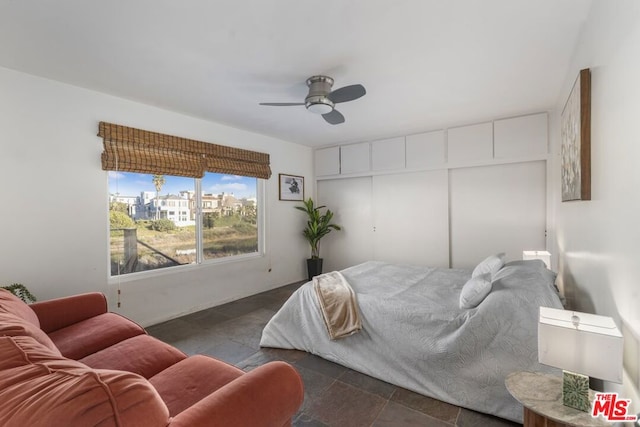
{"left": 259, "top": 75, "right": 366, "bottom": 125}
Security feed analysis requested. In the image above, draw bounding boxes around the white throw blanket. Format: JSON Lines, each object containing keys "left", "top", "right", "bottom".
{"left": 313, "top": 271, "right": 362, "bottom": 340}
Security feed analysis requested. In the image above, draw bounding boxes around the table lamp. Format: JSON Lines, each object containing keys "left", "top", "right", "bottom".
{"left": 523, "top": 250, "right": 551, "bottom": 269}
{"left": 538, "top": 306, "right": 623, "bottom": 412}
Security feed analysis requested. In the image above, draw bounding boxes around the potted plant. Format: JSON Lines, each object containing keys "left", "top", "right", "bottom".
{"left": 295, "top": 198, "right": 341, "bottom": 280}
{"left": 1, "top": 283, "right": 37, "bottom": 303}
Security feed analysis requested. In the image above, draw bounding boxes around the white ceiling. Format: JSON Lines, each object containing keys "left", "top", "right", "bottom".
{"left": 0, "top": 1, "right": 592, "bottom": 147}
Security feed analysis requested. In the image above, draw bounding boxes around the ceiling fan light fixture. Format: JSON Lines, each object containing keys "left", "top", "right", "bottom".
{"left": 305, "top": 96, "right": 334, "bottom": 114}
{"left": 258, "top": 74, "right": 365, "bottom": 125}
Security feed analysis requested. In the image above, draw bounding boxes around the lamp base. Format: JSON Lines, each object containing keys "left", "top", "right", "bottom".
{"left": 562, "top": 370, "right": 590, "bottom": 412}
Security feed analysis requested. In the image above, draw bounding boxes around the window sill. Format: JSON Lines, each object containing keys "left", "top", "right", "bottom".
{"left": 108, "top": 251, "right": 264, "bottom": 285}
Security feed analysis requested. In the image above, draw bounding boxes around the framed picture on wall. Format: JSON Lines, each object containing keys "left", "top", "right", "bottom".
{"left": 279, "top": 174, "right": 304, "bottom": 201}
{"left": 561, "top": 68, "right": 591, "bottom": 201}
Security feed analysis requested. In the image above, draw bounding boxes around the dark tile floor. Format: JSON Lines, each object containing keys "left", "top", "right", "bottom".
{"left": 147, "top": 282, "right": 522, "bottom": 427}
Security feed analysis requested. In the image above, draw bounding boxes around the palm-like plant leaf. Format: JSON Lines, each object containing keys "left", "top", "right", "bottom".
{"left": 295, "top": 198, "right": 341, "bottom": 258}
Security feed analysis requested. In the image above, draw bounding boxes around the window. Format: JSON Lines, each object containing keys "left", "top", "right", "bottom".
{"left": 109, "top": 172, "right": 260, "bottom": 276}
{"left": 98, "top": 121, "right": 270, "bottom": 277}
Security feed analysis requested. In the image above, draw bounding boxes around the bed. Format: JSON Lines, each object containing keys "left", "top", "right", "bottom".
{"left": 260, "top": 257, "right": 564, "bottom": 423}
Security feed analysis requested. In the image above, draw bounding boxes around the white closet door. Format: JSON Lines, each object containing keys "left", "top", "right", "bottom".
{"left": 317, "top": 177, "right": 373, "bottom": 272}
{"left": 372, "top": 171, "right": 449, "bottom": 267}
{"left": 449, "top": 161, "right": 546, "bottom": 268}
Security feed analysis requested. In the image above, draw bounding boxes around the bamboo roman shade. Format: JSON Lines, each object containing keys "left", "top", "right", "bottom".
{"left": 98, "top": 122, "right": 271, "bottom": 179}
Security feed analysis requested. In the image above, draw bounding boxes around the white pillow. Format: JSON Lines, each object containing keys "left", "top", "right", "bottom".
{"left": 472, "top": 253, "right": 505, "bottom": 278}
{"left": 459, "top": 273, "right": 492, "bottom": 309}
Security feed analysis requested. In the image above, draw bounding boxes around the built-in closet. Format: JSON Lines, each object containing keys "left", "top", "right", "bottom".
{"left": 315, "top": 113, "right": 548, "bottom": 272}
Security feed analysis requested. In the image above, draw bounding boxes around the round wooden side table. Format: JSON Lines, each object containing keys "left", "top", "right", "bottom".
{"left": 505, "top": 371, "right": 610, "bottom": 427}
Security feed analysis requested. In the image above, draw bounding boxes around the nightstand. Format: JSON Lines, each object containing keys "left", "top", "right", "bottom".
{"left": 505, "top": 371, "right": 610, "bottom": 427}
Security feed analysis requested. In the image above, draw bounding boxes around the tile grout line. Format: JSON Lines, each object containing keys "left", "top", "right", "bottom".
{"left": 454, "top": 407, "right": 461, "bottom": 426}
{"left": 369, "top": 399, "right": 390, "bottom": 426}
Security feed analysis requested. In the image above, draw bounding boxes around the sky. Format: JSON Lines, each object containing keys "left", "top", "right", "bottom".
{"left": 109, "top": 172, "right": 257, "bottom": 199}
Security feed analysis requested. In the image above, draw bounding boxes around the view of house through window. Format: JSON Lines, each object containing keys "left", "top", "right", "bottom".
{"left": 109, "top": 172, "right": 259, "bottom": 276}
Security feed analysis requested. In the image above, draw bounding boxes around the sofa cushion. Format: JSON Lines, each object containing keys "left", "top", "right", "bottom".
{"left": 80, "top": 334, "right": 187, "bottom": 379}
{"left": 48, "top": 312, "right": 145, "bottom": 360}
{"left": 0, "top": 336, "right": 170, "bottom": 427}
{"left": 0, "top": 335, "right": 65, "bottom": 370}
{"left": 0, "top": 313, "right": 61, "bottom": 355}
{"left": 150, "top": 354, "right": 244, "bottom": 417}
{"left": 0, "top": 289, "right": 39, "bottom": 327}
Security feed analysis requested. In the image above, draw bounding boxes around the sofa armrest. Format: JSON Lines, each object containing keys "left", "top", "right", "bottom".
{"left": 30, "top": 293, "right": 108, "bottom": 333}
{"left": 169, "top": 361, "right": 303, "bottom": 427}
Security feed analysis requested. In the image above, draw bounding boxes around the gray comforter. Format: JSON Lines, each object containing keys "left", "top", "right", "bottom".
{"left": 260, "top": 260, "right": 564, "bottom": 422}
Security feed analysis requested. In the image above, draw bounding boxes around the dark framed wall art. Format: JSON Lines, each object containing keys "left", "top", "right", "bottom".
{"left": 561, "top": 68, "right": 591, "bottom": 202}
{"left": 279, "top": 173, "right": 304, "bottom": 201}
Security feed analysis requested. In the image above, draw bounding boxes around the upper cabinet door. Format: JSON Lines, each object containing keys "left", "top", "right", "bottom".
{"left": 315, "top": 146, "right": 340, "bottom": 177}
{"left": 340, "top": 142, "right": 371, "bottom": 174}
{"left": 494, "top": 113, "right": 548, "bottom": 159}
{"left": 314, "top": 112, "right": 549, "bottom": 179}
{"left": 371, "top": 137, "right": 406, "bottom": 171}
{"left": 406, "top": 130, "right": 446, "bottom": 169}
{"left": 447, "top": 122, "right": 493, "bottom": 166}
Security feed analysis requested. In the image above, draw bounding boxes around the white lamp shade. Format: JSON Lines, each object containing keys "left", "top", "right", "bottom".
{"left": 523, "top": 250, "right": 551, "bottom": 268}
{"left": 538, "top": 306, "right": 623, "bottom": 383}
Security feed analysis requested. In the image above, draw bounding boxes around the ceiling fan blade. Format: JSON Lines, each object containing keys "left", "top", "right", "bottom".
{"left": 322, "top": 109, "right": 345, "bottom": 125}
{"left": 259, "top": 102, "right": 305, "bottom": 106}
{"left": 327, "top": 84, "right": 366, "bottom": 104}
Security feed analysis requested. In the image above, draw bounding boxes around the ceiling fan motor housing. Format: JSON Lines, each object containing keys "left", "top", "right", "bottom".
{"left": 258, "top": 74, "right": 364, "bottom": 124}
{"left": 305, "top": 75, "right": 334, "bottom": 114}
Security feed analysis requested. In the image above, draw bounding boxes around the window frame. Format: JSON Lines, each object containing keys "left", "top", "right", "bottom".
{"left": 107, "top": 173, "right": 265, "bottom": 283}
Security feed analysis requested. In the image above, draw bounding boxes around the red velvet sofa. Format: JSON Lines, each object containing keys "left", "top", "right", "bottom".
{"left": 0, "top": 289, "right": 304, "bottom": 426}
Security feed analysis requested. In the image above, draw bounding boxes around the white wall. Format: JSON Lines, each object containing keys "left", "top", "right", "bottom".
{"left": 0, "top": 66, "right": 312, "bottom": 326}
{"left": 548, "top": 0, "right": 640, "bottom": 404}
